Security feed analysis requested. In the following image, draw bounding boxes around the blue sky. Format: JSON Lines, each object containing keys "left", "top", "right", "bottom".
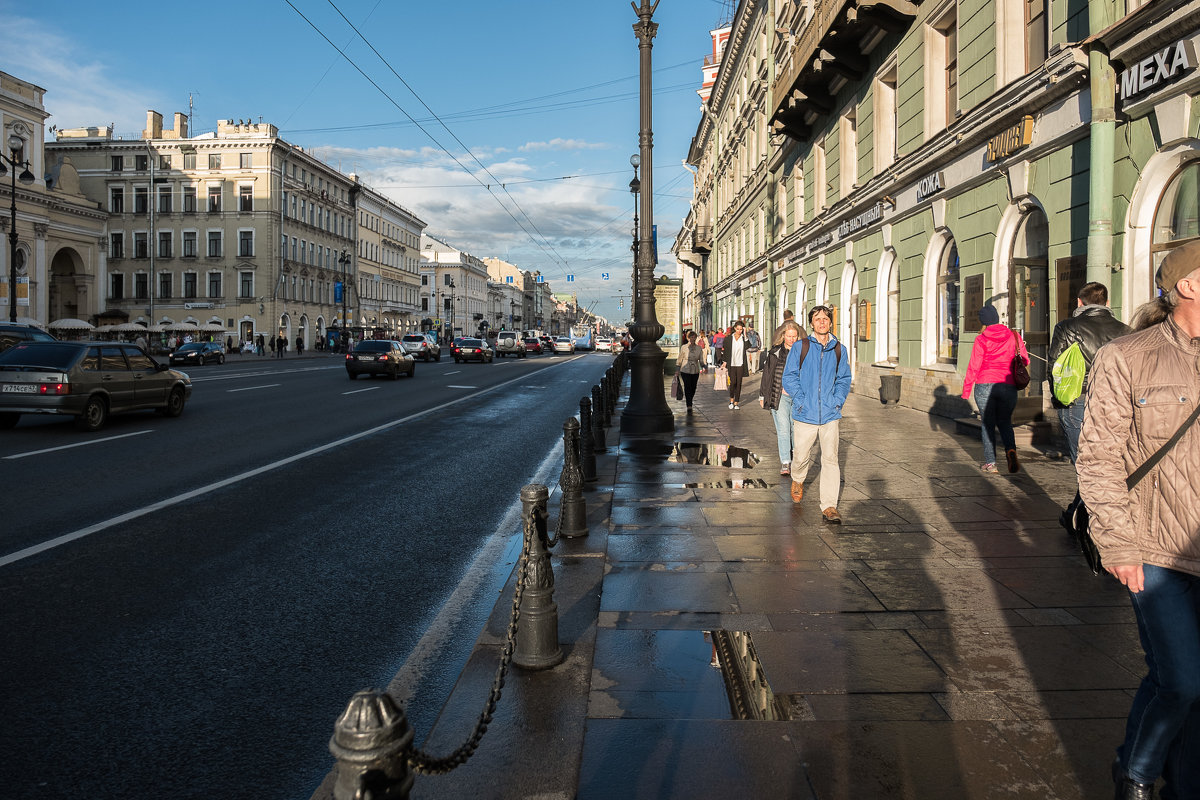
{"left": 3, "top": 0, "right": 736, "bottom": 323}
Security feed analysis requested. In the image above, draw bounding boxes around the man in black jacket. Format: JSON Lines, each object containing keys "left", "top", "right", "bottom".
{"left": 1047, "top": 281, "right": 1131, "bottom": 462}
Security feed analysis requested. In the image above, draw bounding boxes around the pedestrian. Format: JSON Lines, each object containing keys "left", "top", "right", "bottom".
{"left": 226, "top": 335, "right": 233, "bottom": 353}
{"left": 276, "top": 333, "right": 286, "bottom": 359}
{"left": 745, "top": 322, "right": 762, "bottom": 373}
{"left": 268, "top": 335, "right": 276, "bottom": 356}
{"left": 781, "top": 306, "right": 852, "bottom": 523}
{"left": 711, "top": 327, "right": 726, "bottom": 365}
{"left": 758, "top": 320, "right": 804, "bottom": 475}
{"left": 1077, "top": 240, "right": 1200, "bottom": 800}
{"left": 295, "top": 334, "right": 304, "bottom": 356}
{"left": 719, "top": 320, "right": 748, "bottom": 410}
{"left": 773, "top": 309, "right": 798, "bottom": 341}
{"left": 256, "top": 333, "right": 265, "bottom": 356}
{"left": 675, "top": 330, "right": 706, "bottom": 413}
{"left": 961, "top": 304, "right": 1029, "bottom": 474}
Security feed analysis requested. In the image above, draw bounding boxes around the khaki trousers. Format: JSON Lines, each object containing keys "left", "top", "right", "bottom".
{"left": 792, "top": 418, "right": 841, "bottom": 510}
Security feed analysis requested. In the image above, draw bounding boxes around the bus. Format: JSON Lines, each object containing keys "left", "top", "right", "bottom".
{"left": 570, "top": 325, "right": 594, "bottom": 352}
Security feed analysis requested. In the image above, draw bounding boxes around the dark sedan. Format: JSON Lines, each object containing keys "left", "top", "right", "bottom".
{"left": 345, "top": 340, "right": 415, "bottom": 380}
{"left": 452, "top": 338, "right": 493, "bottom": 363}
{"left": 169, "top": 342, "right": 225, "bottom": 366}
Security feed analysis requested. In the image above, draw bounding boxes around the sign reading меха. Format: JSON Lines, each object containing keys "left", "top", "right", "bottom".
{"left": 1118, "top": 39, "right": 1197, "bottom": 104}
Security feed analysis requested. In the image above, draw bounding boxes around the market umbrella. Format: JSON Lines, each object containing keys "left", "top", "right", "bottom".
{"left": 48, "top": 318, "right": 95, "bottom": 331}
{"left": 112, "top": 322, "right": 149, "bottom": 332}
{"left": 201, "top": 323, "right": 226, "bottom": 333}
{"left": 166, "top": 322, "right": 199, "bottom": 332}
{"left": 14, "top": 316, "right": 46, "bottom": 328}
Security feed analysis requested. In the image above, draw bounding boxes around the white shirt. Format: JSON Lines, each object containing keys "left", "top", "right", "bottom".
{"left": 730, "top": 335, "right": 744, "bottom": 368}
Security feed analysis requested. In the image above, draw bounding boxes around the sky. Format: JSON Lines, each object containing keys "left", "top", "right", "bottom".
{"left": 2, "top": 0, "right": 738, "bottom": 325}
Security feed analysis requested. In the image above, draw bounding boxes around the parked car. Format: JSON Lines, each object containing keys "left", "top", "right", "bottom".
{"left": 401, "top": 333, "right": 440, "bottom": 361}
{"left": 169, "top": 341, "right": 225, "bottom": 366}
{"left": 453, "top": 338, "right": 494, "bottom": 363}
{"left": 494, "top": 331, "right": 526, "bottom": 358}
{"left": 346, "top": 340, "right": 415, "bottom": 380}
{"left": 523, "top": 337, "right": 543, "bottom": 355}
{"left": 594, "top": 337, "right": 615, "bottom": 353}
{"left": 0, "top": 341, "right": 192, "bottom": 431}
{"left": 552, "top": 336, "right": 575, "bottom": 354}
{"left": 0, "top": 323, "right": 57, "bottom": 354}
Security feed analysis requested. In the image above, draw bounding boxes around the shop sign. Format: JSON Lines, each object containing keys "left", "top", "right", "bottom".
{"left": 916, "top": 171, "right": 945, "bottom": 202}
{"left": 986, "top": 116, "right": 1034, "bottom": 163}
{"left": 1118, "top": 40, "right": 1197, "bottom": 103}
{"left": 805, "top": 230, "right": 834, "bottom": 255}
{"left": 837, "top": 203, "right": 882, "bottom": 239}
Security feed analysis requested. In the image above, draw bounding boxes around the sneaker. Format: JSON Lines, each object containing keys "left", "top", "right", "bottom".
{"left": 822, "top": 507, "right": 842, "bottom": 524}
{"left": 780, "top": 463, "right": 790, "bottom": 476}
{"left": 733, "top": 403, "right": 740, "bottom": 410}
{"left": 1006, "top": 449, "right": 1020, "bottom": 473}
{"left": 729, "top": 402, "right": 734, "bottom": 409}
{"left": 790, "top": 481, "right": 803, "bottom": 503}
{"left": 981, "top": 463, "right": 998, "bottom": 473}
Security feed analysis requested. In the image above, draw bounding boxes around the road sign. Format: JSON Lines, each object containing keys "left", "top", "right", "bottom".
{"left": 601, "top": 272, "right": 609, "bottom": 280}
{"left": 536, "top": 275, "right": 545, "bottom": 283}
{"left": 505, "top": 276, "right": 514, "bottom": 283}
{"left": 566, "top": 275, "right": 574, "bottom": 283}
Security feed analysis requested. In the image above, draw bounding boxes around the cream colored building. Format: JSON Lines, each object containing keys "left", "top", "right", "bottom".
{"left": 1, "top": 71, "right": 107, "bottom": 325}
{"left": 420, "top": 234, "right": 490, "bottom": 339}
{"left": 355, "top": 183, "right": 425, "bottom": 336}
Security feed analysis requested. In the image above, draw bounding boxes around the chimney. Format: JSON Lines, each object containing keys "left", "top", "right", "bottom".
{"left": 173, "top": 112, "right": 188, "bottom": 139}
{"left": 144, "top": 110, "right": 163, "bottom": 139}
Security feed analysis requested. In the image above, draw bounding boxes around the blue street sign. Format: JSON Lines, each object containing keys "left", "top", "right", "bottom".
{"left": 566, "top": 275, "right": 574, "bottom": 283}
{"left": 505, "top": 276, "right": 513, "bottom": 283}
{"left": 536, "top": 275, "right": 544, "bottom": 283}
{"left": 334, "top": 282, "right": 343, "bottom": 303}
{"left": 601, "top": 272, "right": 609, "bottom": 280}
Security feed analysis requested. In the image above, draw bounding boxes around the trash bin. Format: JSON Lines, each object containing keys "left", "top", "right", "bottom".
{"left": 880, "top": 373, "right": 902, "bottom": 405}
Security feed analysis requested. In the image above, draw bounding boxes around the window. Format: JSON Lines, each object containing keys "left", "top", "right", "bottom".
{"left": 110, "top": 187, "right": 125, "bottom": 213}
{"left": 240, "top": 271, "right": 253, "bottom": 298}
{"left": 159, "top": 272, "right": 172, "bottom": 299}
{"left": 1026, "top": 0, "right": 1047, "bottom": 70}
{"left": 421, "top": 274, "right": 428, "bottom": 286}
{"left": 134, "top": 232, "right": 148, "bottom": 259}
{"left": 111, "top": 273, "right": 124, "bottom": 300}
{"left": 183, "top": 272, "right": 197, "bottom": 298}
{"left": 421, "top": 297, "right": 429, "bottom": 311}
{"left": 110, "top": 232, "right": 124, "bottom": 259}
{"left": 239, "top": 230, "right": 254, "bottom": 257}
{"left": 445, "top": 274, "right": 453, "bottom": 286}
{"left": 207, "top": 184, "right": 222, "bottom": 213}
{"left": 944, "top": 21, "right": 958, "bottom": 126}
{"left": 158, "top": 186, "right": 172, "bottom": 214}
{"left": 840, "top": 109, "right": 858, "bottom": 197}
{"left": 936, "top": 240, "right": 960, "bottom": 364}
{"left": 208, "top": 153, "right": 222, "bottom": 170}
{"left": 158, "top": 231, "right": 172, "bottom": 258}
{"left": 239, "top": 185, "right": 252, "bottom": 212}
{"left": 888, "top": 261, "right": 900, "bottom": 363}
{"left": 874, "top": 65, "right": 898, "bottom": 172}
{"left": 1151, "top": 160, "right": 1200, "bottom": 293}
{"left": 183, "top": 152, "right": 196, "bottom": 170}
{"left": 208, "top": 272, "right": 222, "bottom": 298}
{"left": 291, "top": 237, "right": 297, "bottom": 262}
{"left": 111, "top": 156, "right": 124, "bottom": 172}
{"left": 183, "top": 231, "right": 198, "bottom": 258}
{"left": 183, "top": 186, "right": 197, "bottom": 213}
{"left": 159, "top": 155, "right": 172, "bottom": 170}
{"left": 814, "top": 138, "right": 827, "bottom": 212}
{"left": 134, "top": 186, "right": 149, "bottom": 215}
{"left": 135, "top": 155, "right": 148, "bottom": 171}
{"left": 135, "top": 273, "right": 148, "bottom": 300}
{"left": 207, "top": 230, "right": 223, "bottom": 258}
{"left": 239, "top": 152, "right": 253, "bottom": 169}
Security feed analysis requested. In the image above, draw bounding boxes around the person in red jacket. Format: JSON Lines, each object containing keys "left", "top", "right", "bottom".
{"left": 961, "top": 305, "right": 1029, "bottom": 473}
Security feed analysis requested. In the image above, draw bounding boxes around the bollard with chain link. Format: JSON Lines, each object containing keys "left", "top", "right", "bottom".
{"left": 578, "top": 398, "right": 597, "bottom": 484}
{"left": 558, "top": 418, "right": 588, "bottom": 537}
{"left": 599, "top": 376, "right": 611, "bottom": 426}
{"left": 329, "top": 690, "right": 415, "bottom": 800}
{"left": 591, "top": 385, "right": 608, "bottom": 453}
{"left": 514, "top": 484, "right": 565, "bottom": 669}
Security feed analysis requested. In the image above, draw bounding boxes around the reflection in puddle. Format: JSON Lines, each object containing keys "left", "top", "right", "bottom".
{"left": 708, "top": 630, "right": 801, "bottom": 721}
{"left": 673, "top": 479, "right": 771, "bottom": 489}
{"left": 670, "top": 443, "right": 760, "bottom": 468}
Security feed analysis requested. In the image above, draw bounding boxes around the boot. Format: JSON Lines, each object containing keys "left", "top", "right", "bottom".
{"left": 1114, "top": 759, "right": 1155, "bottom": 800}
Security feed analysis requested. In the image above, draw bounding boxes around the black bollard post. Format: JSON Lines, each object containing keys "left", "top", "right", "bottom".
{"left": 329, "top": 690, "right": 414, "bottom": 800}
{"left": 600, "top": 376, "right": 612, "bottom": 426}
{"left": 606, "top": 367, "right": 618, "bottom": 412}
{"left": 513, "top": 484, "right": 564, "bottom": 670}
{"left": 579, "top": 398, "right": 597, "bottom": 484}
{"left": 558, "top": 418, "right": 588, "bottom": 537}
{"left": 591, "top": 385, "right": 608, "bottom": 453}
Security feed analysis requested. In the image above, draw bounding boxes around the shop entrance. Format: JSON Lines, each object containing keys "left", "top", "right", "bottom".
{"left": 1007, "top": 209, "right": 1049, "bottom": 392}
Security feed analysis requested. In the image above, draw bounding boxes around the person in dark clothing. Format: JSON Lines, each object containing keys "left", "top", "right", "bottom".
{"left": 675, "top": 331, "right": 705, "bottom": 412}
{"left": 295, "top": 335, "right": 305, "bottom": 356}
{"left": 276, "top": 334, "right": 286, "bottom": 358}
{"left": 758, "top": 320, "right": 804, "bottom": 475}
{"left": 719, "top": 320, "right": 748, "bottom": 409}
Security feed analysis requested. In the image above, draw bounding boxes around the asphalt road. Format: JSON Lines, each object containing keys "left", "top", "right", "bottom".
{"left": 0, "top": 348, "right": 613, "bottom": 799}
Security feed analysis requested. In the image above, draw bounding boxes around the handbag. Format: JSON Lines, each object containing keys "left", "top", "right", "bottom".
{"left": 713, "top": 364, "right": 728, "bottom": 390}
{"left": 671, "top": 372, "right": 683, "bottom": 400}
{"left": 1010, "top": 329, "right": 1030, "bottom": 389}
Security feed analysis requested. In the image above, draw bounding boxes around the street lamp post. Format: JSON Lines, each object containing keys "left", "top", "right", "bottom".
{"left": 338, "top": 250, "right": 351, "bottom": 350}
{"left": 448, "top": 278, "right": 456, "bottom": 340}
{"left": 622, "top": 0, "right": 674, "bottom": 436}
{"left": 2, "top": 133, "right": 36, "bottom": 323}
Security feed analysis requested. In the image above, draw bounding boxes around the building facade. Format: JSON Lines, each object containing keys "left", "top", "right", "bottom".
{"left": 420, "top": 234, "right": 490, "bottom": 339}
{"left": 355, "top": 183, "right": 425, "bottom": 337}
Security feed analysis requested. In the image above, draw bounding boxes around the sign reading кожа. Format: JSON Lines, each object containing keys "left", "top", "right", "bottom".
{"left": 1118, "top": 40, "right": 1197, "bottom": 103}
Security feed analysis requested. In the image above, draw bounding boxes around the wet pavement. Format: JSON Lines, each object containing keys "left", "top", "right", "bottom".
{"left": 338, "top": 369, "right": 1141, "bottom": 800}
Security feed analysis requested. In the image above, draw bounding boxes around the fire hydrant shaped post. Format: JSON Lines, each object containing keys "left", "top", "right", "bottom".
{"left": 559, "top": 418, "right": 588, "bottom": 537}
{"left": 329, "top": 690, "right": 414, "bottom": 800}
{"left": 591, "top": 386, "right": 608, "bottom": 453}
{"left": 578, "top": 398, "right": 597, "bottom": 484}
{"left": 514, "top": 484, "right": 564, "bottom": 670}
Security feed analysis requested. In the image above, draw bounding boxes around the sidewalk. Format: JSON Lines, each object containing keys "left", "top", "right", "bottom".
{"left": 389, "top": 369, "right": 1138, "bottom": 799}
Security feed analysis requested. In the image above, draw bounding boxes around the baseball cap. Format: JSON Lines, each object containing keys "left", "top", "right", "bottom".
{"left": 1156, "top": 239, "right": 1200, "bottom": 292}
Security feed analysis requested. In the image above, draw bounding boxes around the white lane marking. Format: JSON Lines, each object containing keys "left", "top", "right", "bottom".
{"left": 442, "top": 370, "right": 461, "bottom": 375}
{"left": 523, "top": 385, "right": 547, "bottom": 389}
{"left": 342, "top": 386, "right": 381, "bottom": 395}
{"left": 0, "top": 358, "right": 584, "bottom": 568}
{"left": 3, "top": 429, "right": 154, "bottom": 461}
{"left": 227, "top": 384, "right": 280, "bottom": 393}
{"left": 447, "top": 385, "right": 477, "bottom": 389}
{"left": 188, "top": 364, "right": 341, "bottom": 383}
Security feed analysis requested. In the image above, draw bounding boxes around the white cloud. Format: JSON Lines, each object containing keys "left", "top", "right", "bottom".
{"left": 519, "top": 138, "right": 608, "bottom": 153}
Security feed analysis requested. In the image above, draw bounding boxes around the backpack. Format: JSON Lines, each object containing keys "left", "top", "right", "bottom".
{"left": 797, "top": 337, "right": 842, "bottom": 371}
{"left": 1051, "top": 341, "right": 1086, "bottom": 405}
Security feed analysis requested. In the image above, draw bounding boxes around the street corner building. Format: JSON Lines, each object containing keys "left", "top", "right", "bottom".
{"left": 673, "top": 0, "right": 1200, "bottom": 423}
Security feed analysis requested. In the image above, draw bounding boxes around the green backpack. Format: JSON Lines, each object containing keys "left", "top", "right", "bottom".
{"left": 1051, "top": 342, "right": 1086, "bottom": 405}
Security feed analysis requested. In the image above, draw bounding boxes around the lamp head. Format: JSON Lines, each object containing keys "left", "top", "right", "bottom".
{"left": 629, "top": 154, "right": 640, "bottom": 168}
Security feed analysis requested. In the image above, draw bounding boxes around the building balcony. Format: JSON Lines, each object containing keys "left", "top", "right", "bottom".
{"left": 693, "top": 225, "right": 713, "bottom": 253}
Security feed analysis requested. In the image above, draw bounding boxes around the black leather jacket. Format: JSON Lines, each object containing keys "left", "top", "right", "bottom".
{"left": 757, "top": 343, "right": 789, "bottom": 410}
{"left": 1047, "top": 305, "right": 1132, "bottom": 407}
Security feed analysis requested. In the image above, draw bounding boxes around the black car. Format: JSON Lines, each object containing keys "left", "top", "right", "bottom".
{"left": 169, "top": 342, "right": 225, "bottom": 366}
{"left": 0, "top": 323, "right": 57, "bottom": 354}
{"left": 346, "top": 340, "right": 415, "bottom": 380}
{"left": 452, "top": 338, "right": 493, "bottom": 363}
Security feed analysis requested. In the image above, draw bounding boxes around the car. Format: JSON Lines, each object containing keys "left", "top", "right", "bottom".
{"left": 169, "top": 341, "right": 225, "bottom": 366}
{"left": 401, "top": 333, "right": 440, "bottom": 362}
{"left": 0, "top": 341, "right": 192, "bottom": 431}
{"left": 494, "top": 331, "right": 526, "bottom": 358}
{"left": 540, "top": 336, "right": 556, "bottom": 353}
{"left": 346, "top": 340, "right": 415, "bottom": 380}
{"left": 453, "top": 338, "right": 493, "bottom": 363}
{"left": 523, "top": 337, "right": 544, "bottom": 355}
{"left": 594, "top": 337, "right": 614, "bottom": 353}
{"left": 0, "top": 323, "right": 57, "bottom": 354}
{"left": 552, "top": 336, "right": 575, "bottom": 354}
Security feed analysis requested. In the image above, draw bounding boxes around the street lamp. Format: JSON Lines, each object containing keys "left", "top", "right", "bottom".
{"left": 622, "top": 0, "right": 674, "bottom": 436}
{"left": 448, "top": 278, "right": 456, "bottom": 340}
{"left": 337, "top": 249, "right": 351, "bottom": 350}
{"left": 2, "top": 132, "right": 36, "bottom": 323}
{"left": 509, "top": 299, "right": 516, "bottom": 329}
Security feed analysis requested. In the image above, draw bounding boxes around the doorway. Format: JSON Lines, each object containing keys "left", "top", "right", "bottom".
{"left": 1007, "top": 209, "right": 1049, "bottom": 391}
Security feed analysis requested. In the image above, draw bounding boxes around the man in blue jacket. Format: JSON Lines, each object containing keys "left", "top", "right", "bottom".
{"left": 781, "top": 305, "right": 853, "bottom": 523}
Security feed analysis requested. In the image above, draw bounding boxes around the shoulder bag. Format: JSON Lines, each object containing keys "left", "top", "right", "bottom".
{"left": 1010, "top": 328, "right": 1030, "bottom": 389}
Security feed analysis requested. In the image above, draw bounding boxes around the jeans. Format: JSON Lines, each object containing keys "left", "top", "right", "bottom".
{"left": 1057, "top": 400, "right": 1085, "bottom": 463}
{"left": 1120, "top": 565, "right": 1200, "bottom": 793}
{"left": 770, "top": 394, "right": 794, "bottom": 464}
{"left": 973, "top": 383, "right": 1018, "bottom": 465}
{"left": 792, "top": 418, "right": 841, "bottom": 509}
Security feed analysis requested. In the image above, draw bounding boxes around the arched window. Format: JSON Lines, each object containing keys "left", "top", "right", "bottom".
{"left": 1152, "top": 160, "right": 1200, "bottom": 295}
{"left": 936, "top": 240, "right": 959, "bottom": 364}
{"left": 888, "top": 259, "right": 900, "bottom": 363}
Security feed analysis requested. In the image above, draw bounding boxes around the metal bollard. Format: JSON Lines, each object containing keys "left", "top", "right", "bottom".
{"left": 514, "top": 484, "right": 564, "bottom": 670}
{"left": 558, "top": 418, "right": 588, "bottom": 537}
{"left": 606, "top": 366, "right": 617, "bottom": 411}
{"left": 329, "top": 690, "right": 414, "bottom": 800}
{"left": 600, "top": 376, "right": 612, "bottom": 426}
{"left": 578, "top": 398, "right": 597, "bottom": 484}
{"left": 591, "top": 385, "right": 608, "bottom": 453}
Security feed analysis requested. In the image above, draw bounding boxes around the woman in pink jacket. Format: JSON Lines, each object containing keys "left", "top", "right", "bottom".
{"left": 962, "top": 305, "right": 1029, "bottom": 473}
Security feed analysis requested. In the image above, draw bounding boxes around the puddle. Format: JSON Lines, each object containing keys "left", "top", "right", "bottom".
{"left": 668, "top": 443, "right": 760, "bottom": 467}
{"left": 708, "top": 630, "right": 801, "bottom": 721}
{"left": 667, "top": 479, "right": 771, "bottom": 489}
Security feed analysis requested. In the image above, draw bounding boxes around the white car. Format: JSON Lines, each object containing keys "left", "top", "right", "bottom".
{"left": 552, "top": 336, "right": 575, "bottom": 354}
{"left": 594, "top": 337, "right": 614, "bottom": 353}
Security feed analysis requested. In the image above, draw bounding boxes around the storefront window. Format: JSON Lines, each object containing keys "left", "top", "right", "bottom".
{"left": 1152, "top": 160, "right": 1200, "bottom": 294}
{"left": 936, "top": 241, "right": 959, "bottom": 364}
